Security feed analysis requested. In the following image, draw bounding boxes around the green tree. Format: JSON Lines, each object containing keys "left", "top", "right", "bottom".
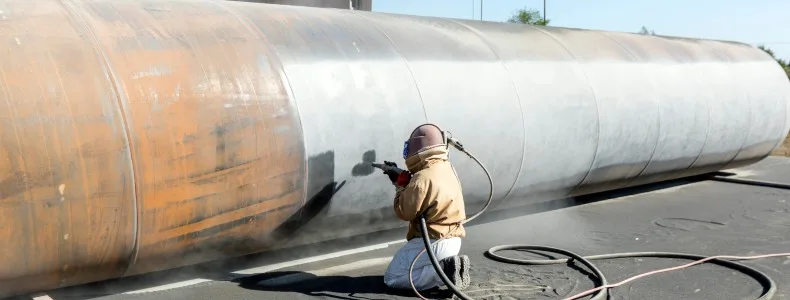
{"left": 506, "top": 8, "right": 549, "bottom": 26}
{"left": 758, "top": 45, "right": 790, "bottom": 79}
{"left": 638, "top": 26, "right": 656, "bottom": 35}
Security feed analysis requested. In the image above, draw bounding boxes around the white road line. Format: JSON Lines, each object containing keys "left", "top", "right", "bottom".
{"left": 122, "top": 279, "right": 213, "bottom": 294}
{"left": 31, "top": 294, "right": 53, "bottom": 300}
{"left": 230, "top": 239, "right": 403, "bottom": 275}
{"left": 256, "top": 257, "right": 393, "bottom": 286}
{"left": 121, "top": 239, "right": 403, "bottom": 294}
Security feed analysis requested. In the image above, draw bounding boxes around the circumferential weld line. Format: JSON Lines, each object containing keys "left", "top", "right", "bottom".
{"left": 719, "top": 60, "right": 753, "bottom": 170}
{"left": 351, "top": 10, "right": 430, "bottom": 123}
{"left": 210, "top": 0, "right": 310, "bottom": 220}
{"left": 683, "top": 43, "right": 719, "bottom": 176}
{"left": 595, "top": 32, "right": 662, "bottom": 189}
{"left": 444, "top": 18, "right": 525, "bottom": 207}
{"left": 57, "top": 0, "right": 142, "bottom": 273}
{"left": 531, "top": 27, "right": 602, "bottom": 198}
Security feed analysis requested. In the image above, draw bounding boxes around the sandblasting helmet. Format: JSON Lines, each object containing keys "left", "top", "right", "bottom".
{"left": 403, "top": 123, "right": 446, "bottom": 159}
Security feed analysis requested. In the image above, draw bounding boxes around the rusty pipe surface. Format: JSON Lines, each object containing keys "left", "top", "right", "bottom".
{"left": 1, "top": 0, "right": 789, "bottom": 297}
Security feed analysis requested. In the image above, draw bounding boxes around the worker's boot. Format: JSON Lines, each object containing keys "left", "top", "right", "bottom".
{"left": 439, "top": 255, "right": 470, "bottom": 290}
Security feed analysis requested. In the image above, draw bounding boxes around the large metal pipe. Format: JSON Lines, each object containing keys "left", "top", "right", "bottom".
{"left": 0, "top": 0, "right": 788, "bottom": 297}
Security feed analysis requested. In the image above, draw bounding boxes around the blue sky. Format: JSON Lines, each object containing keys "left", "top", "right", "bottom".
{"left": 372, "top": 0, "right": 790, "bottom": 60}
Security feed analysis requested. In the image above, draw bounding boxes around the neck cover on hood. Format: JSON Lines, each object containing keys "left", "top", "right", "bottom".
{"left": 405, "top": 145, "right": 449, "bottom": 173}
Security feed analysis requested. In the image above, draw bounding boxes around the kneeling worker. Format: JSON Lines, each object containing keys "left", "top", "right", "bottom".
{"left": 381, "top": 123, "right": 471, "bottom": 291}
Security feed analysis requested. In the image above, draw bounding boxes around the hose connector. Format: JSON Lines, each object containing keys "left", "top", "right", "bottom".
{"left": 448, "top": 136, "right": 464, "bottom": 151}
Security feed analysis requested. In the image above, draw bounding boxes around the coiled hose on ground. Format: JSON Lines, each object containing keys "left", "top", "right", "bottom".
{"left": 408, "top": 140, "right": 786, "bottom": 300}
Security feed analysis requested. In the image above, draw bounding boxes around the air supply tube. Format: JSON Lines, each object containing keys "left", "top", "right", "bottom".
{"left": 412, "top": 135, "right": 785, "bottom": 300}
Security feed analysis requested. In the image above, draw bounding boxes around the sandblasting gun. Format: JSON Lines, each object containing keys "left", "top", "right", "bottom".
{"left": 370, "top": 161, "right": 405, "bottom": 174}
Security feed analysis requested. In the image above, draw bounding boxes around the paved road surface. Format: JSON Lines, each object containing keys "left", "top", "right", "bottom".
{"left": 24, "top": 157, "right": 790, "bottom": 300}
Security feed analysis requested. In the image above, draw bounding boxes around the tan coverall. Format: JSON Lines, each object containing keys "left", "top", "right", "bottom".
{"left": 383, "top": 145, "right": 467, "bottom": 289}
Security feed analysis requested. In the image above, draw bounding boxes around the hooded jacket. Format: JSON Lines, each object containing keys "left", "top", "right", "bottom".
{"left": 393, "top": 145, "right": 466, "bottom": 241}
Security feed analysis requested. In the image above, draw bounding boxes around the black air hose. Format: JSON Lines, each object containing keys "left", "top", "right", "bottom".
{"left": 409, "top": 140, "right": 779, "bottom": 300}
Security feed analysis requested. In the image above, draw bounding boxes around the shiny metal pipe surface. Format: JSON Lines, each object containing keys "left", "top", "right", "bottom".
{"left": 0, "top": 0, "right": 788, "bottom": 297}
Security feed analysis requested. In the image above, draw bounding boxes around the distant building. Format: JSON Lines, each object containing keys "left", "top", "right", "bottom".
{"left": 229, "top": 0, "right": 372, "bottom": 11}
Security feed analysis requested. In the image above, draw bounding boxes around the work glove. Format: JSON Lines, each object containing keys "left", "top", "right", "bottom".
{"left": 384, "top": 161, "right": 411, "bottom": 188}
{"left": 383, "top": 161, "right": 400, "bottom": 182}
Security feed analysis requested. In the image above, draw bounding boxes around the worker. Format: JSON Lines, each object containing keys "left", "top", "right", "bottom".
{"left": 381, "top": 123, "right": 471, "bottom": 291}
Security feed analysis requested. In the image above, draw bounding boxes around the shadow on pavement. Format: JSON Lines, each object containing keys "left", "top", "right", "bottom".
{"left": 465, "top": 174, "right": 709, "bottom": 227}
{"left": 234, "top": 271, "right": 451, "bottom": 300}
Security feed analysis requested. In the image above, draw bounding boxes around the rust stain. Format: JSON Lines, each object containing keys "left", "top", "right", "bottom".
{"left": 1, "top": 0, "right": 306, "bottom": 297}
{"left": 77, "top": 0, "right": 306, "bottom": 276}
{"left": 0, "top": 0, "right": 136, "bottom": 297}
{"left": 145, "top": 191, "right": 298, "bottom": 244}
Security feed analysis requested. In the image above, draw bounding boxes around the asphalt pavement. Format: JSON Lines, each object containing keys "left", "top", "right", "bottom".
{"left": 28, "top": 156, "right": 790, "bottom": 300}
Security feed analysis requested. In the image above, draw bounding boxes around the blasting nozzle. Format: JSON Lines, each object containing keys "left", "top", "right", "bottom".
{"left": 371, "top": 162, "right": 405, "bottom": 174}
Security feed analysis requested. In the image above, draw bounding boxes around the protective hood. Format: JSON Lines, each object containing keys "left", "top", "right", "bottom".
{"left": 404, "top": 124, "right": 445, "bottom": 158}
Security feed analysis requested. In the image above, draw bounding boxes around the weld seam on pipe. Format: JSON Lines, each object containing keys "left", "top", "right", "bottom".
{"left": 597, "top": 32, "right": 663, "bottom": 190}
{"left": 57, "top": 0, "right": 143, "bottom": 274}
{"left": 720, "top": 61, "right": 754, "bottom": 171}
{"left": 212, "top": 0, "right": 312, "bottom": 212}
{"left": 353, "top": 10, "right": 431, "bottom": 123}
{"left": 446, "top": 19, "right": 526, "bottom": 206}
{"left": 531, "top": 27, "right": 603, "bottom": 198}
